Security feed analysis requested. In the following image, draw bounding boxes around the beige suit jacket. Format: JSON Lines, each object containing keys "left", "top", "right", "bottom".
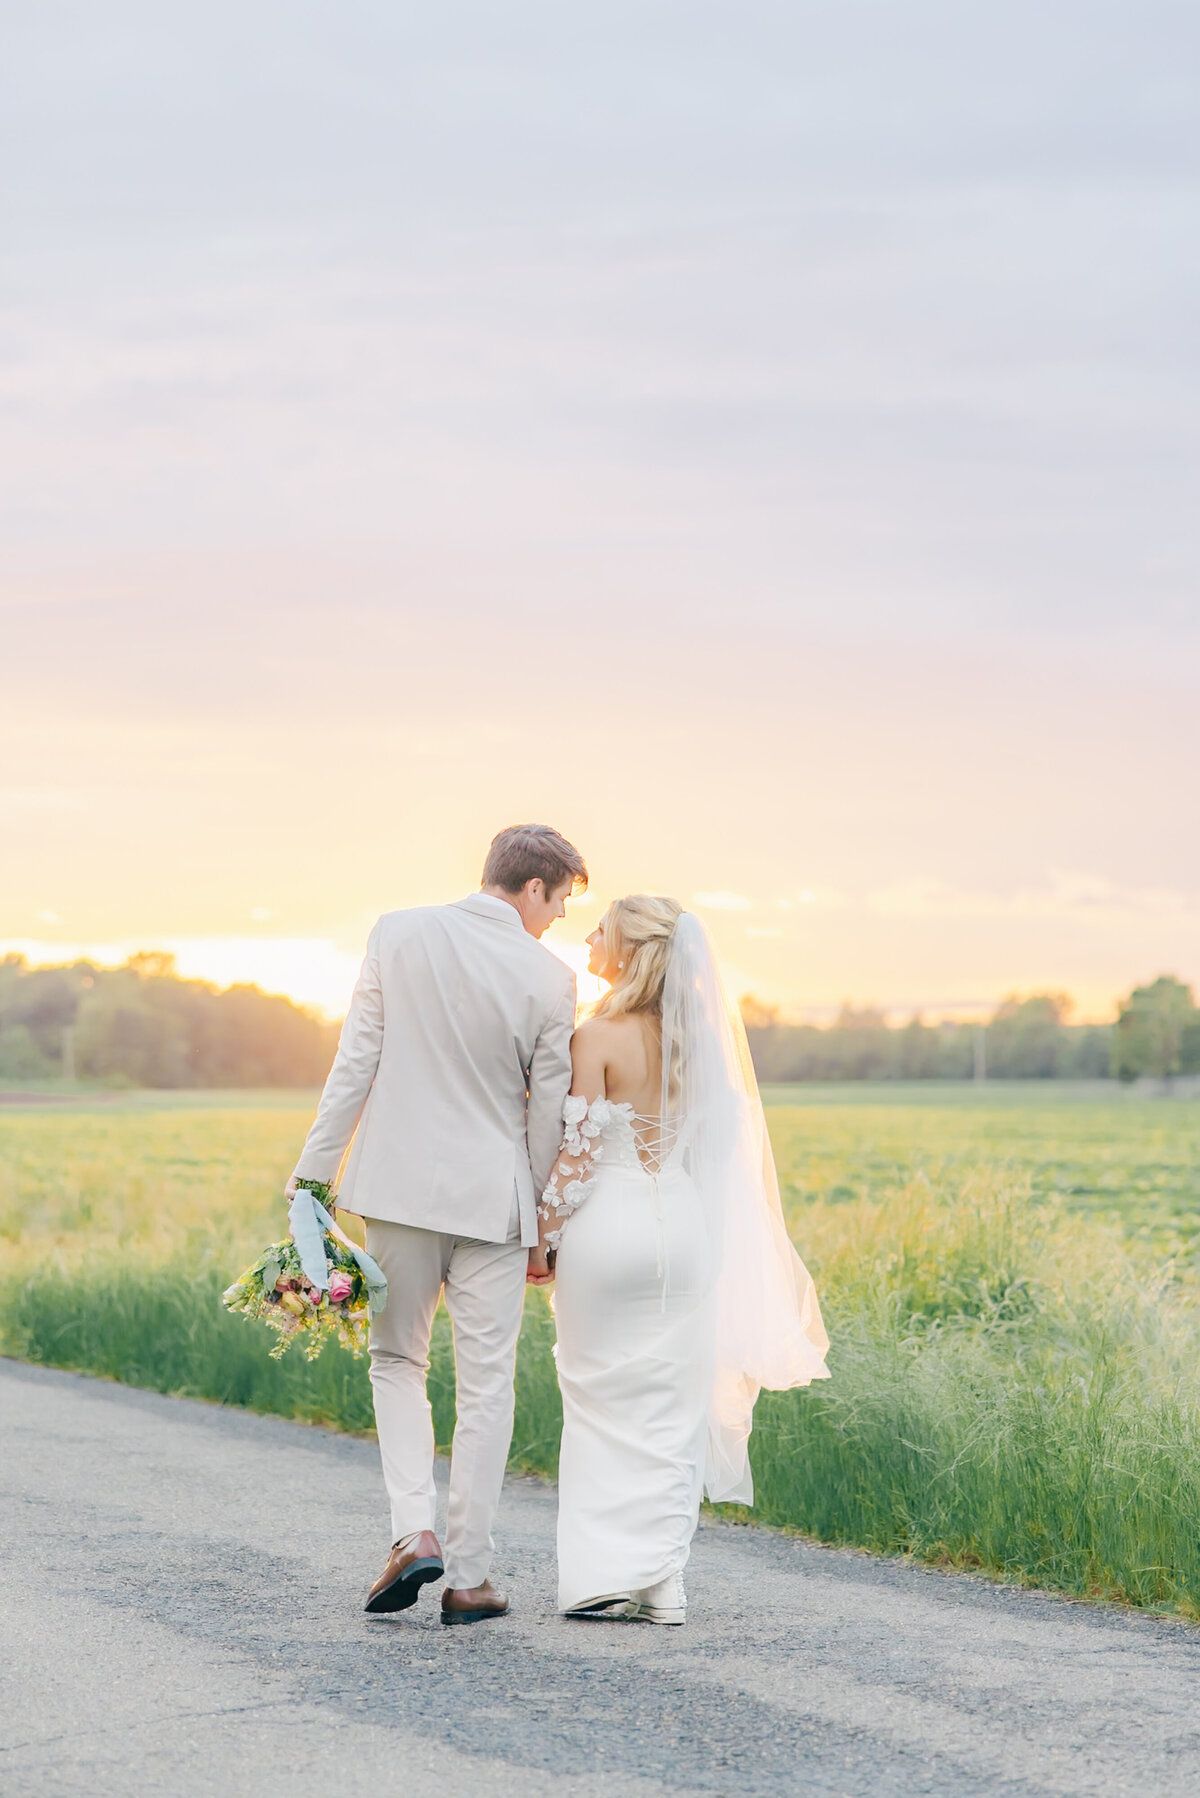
{"left": 292, "top": 894, "right": 577, "bottom": 1247}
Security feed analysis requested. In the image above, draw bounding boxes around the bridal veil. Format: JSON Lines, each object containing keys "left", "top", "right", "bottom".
{"left": 659, "top": 912, "right": 830, "bottom": 1504}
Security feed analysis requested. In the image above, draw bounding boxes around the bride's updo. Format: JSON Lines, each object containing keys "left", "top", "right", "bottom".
{"left": 592, "top": 894, "right": 683, "bottom": 1021}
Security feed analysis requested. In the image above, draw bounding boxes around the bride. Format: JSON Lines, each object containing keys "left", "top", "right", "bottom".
{"left": 536, "top": 896, "right": 830, "bottom": 1625}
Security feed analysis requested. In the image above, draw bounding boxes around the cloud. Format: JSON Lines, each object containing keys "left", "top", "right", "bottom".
{"left": 0, "top": 790, "right": 83, "bottom": 812}
{"left": 863, "top": 873, "right": 1196, "bottom": 925}
{"left": 693, "top": 891, "right": 753, "bottom": 911}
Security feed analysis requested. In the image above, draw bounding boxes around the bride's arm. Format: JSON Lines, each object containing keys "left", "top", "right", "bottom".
{"left": 536, "top": 1022, "right": 609, "bottom": 1257}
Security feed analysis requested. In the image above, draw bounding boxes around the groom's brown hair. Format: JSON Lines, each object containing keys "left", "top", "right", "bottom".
{"left": 483, "top": 824, "right": 588, "bottom": 896}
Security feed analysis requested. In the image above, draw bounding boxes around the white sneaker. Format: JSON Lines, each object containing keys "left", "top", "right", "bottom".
{"left": 565, "top": 1592, "right": 632, "bottom": 1618}
{"left": 626, "top": 1571, "right": 686, "bottom": 1625}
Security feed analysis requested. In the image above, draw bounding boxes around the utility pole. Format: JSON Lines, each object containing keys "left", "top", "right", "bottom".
{"left": 974, "top": 1022, "right": 987, "bottom": 1084}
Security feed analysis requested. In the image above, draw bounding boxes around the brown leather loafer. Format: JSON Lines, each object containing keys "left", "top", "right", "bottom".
{"left": 364, "top": 1531, "right": 444, "bottom": 1614}
{"left": 441, "top": 1579, "right": 509, "bottom": 1625}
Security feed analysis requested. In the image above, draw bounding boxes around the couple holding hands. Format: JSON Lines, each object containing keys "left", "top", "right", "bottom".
{"left": 287, "top": 824, "right": 828, "bottom": 1626}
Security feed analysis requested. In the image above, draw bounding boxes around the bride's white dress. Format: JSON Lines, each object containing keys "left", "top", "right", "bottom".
{"left": 545, "top": 1095, "right": 717, "bottom": 1612}
{"left": 540, "top": 914, "right": 831, "bottom": 1617}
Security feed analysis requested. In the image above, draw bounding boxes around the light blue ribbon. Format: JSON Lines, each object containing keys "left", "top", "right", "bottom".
{"left": 287, "top": 1189, "right": 388, "bottom": 1317}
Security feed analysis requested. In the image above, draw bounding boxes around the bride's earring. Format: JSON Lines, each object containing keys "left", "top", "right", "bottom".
{"left": 617, "top": 960, "right": 625, "bottom": 970}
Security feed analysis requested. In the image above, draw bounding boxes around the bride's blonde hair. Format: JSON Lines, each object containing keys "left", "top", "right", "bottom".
{"left": 591, "top": 894, "right": 683, "bottom": 1021}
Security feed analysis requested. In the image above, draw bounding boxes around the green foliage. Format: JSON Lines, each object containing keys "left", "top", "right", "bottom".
{"left": 742, "top": 979, "right": 1198, "bottom": 1084}
{"left": 0, "top": 1106, "right": 307, "bottom": 1270}
{"left": 742, "top": 991, "right": 1114, "bottom": 1082}
{"left": 0, "top": 952, "right": 338, "bottom": 1088}
{"left": 761, "top": 1091, "right": 1200, "bottom": 1257}
{"left": 1113, "top": 976, "right": 1199, "bottom": 1083}
{"left": 0, "top": 1023, "right": 55, "bottom": 1079}
{"left": 6, "top": 1090, "right": 1200, "bottom": 1614}
{"left": 986, "top": 993, "right": 1071, "bottom": 1077}
{"left": 1, "top": 1256, "right": 550, "bottom": 1470}
{"left": 746, "top": 1324, "right": 1200, "bottom": 1611}
{"left": 222, "top": 1227, "right": 373, "bottom": 1360}
{"left": 511, "top": 1290, "right": 563, "bottom": 1474}
{"left": 3, "top": 1260, "right": 378, "bottom": 1430}
{"left": 0, "top": 955, "right": 81, "bottom": 1061}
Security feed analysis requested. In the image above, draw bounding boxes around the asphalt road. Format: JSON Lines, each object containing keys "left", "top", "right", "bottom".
{"left": 3, "top": 1360, "right": 1199, "bottom": 1798}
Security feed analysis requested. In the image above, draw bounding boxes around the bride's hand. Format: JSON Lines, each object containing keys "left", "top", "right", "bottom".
{"left": 526, "top": 1243, "right": 554, "bottom": 1286}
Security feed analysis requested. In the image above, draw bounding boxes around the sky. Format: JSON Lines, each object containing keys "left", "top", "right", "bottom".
{"left": 3, "top": 1, "right": 1198, "bottom": 1020}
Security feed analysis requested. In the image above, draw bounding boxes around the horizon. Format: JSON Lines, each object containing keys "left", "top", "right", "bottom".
{"left": 4, "top": 2, "right": 1197, "bottom": 1016}
{"left": 0, "top": 926, "right": 1163, "bottom": 1029}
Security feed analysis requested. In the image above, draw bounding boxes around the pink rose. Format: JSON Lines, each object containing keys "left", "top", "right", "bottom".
{"left": 328, "top": 1272, "right": 354, "bottom": 1303}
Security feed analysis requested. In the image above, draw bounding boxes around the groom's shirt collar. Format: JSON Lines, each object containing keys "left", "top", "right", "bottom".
{"left": 455, "top": 892, "right": 526, "bottom": 932}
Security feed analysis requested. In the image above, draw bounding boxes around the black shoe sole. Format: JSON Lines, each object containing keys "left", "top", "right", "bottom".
{"left": 364, "top": 1557, "right": 444, "bottom": 1614}
{"left": 440, "top": 1606, "right": 508, "bottom": 1625}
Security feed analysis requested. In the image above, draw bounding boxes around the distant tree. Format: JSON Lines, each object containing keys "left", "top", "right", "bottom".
{"left": 740, "top": 996, "right": 805, "bottom": 1082}
{"left": 834, "top": 1004, "right": 887, "bottom": 1031}
{"left": 935, "top": 1023, "right": 976, "bottom": 1079}
{"left": 4, "top": 961, "right": 90, "bottom": 1059}
{"left": 739, "top": 995, "right": 781, "bottom": 1031}
{"left": 124, "top": 950, "right": 178, "bottom": 980}
{"left": 1064, "top": 1024, "right": 1113, "bottom": 1078}
{"left": 1, "top": 953, "right": 338, "bottom": 1088}
{"left": 1112, "top": 976, "right": 1198, "bottom": 1083}
{"left": 732, "top": 989, "right": 1116, "bottom": 1086}
{"left": 826, "top": 1005, "right": 893, "bottom": 1080}
{"left": 74, "top": 964, "right": 193, "bottom": 1086}
{"left": 986, "top": 993, "right": 1072, "bottom": 1078}
{"left": 0, "top": 955, "right": 95, "bottom": 1073}
{"left": 0, "top": 954, "right": 23, "bottom": 1006}
{"left": 754, "top": 1023, "right": 828, "bottom": 1082}
{"left": 896, "top": 1015, "right": 940, "bottom": 1079}
{"left": 0, "top": 1023, "right": 54, "bottom": 1078}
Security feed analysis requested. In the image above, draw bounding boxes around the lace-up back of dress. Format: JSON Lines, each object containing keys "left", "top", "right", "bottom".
{"left": 577, "top": 1100, "right": 679, "bottom": 1178}
{"left": 627, "top": 1111, "right": 680, "bottom": 1176}
{"left": 539, "top": 1095, "right": 684, "bottom": 1246}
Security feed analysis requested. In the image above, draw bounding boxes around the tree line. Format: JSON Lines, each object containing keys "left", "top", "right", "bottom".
{"left": 0, "top": 953, "right": 339, "bottom": 1087}
{"left": 740, "top": 977, "right": 1200, "bottom": 1084}
{"left": 2, "top": 953, "right": 1197, "bottom": 1089}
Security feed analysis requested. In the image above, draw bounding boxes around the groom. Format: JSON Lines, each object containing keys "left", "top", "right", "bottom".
{"left": 287, "top": 824, "right": 586, "bottom": 1623}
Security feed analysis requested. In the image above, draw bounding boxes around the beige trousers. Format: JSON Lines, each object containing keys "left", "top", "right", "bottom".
{"left": 364, "top": 1206, "right": 528, "bottom": 1590}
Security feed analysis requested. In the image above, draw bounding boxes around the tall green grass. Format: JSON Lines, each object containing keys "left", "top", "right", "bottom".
{"left": 3, "top": 1258, "right": 563, "bottom": 1478}
{"left": 5, "top": 1093, "right": 1200, "bottom": 1614}
{"left": 748, "top": 1181, "right": 1200, "bottom": 1611}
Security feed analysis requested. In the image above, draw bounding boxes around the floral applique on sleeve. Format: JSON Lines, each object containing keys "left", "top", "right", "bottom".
{"left": 537, "top": 1094, "right": 614, "bottom": 1250}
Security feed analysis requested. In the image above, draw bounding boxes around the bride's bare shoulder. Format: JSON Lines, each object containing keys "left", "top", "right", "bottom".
{"left": 571, "top": 1014, "right": 619, "bottom": 1051}
{"left": 567, "top": 1015, "right": 618, "bottom": 1087}
{"left": 572, "top": 1014, "right": 641, "bottom": 1056}
{"left": 573, "top": 1012, "right": 642, "bottom": 1044}
{"left": 572, "top": 1012, "right": 649, "bottom": 1072}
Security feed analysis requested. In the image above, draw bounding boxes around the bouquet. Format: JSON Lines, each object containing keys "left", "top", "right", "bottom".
{"left": 222, "top": 1179, "right": 388, "bottom": 1361}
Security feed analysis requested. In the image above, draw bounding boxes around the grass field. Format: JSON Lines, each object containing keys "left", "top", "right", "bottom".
{"left": 4, "top": 1083, "right": 1200, "bottom": 1614}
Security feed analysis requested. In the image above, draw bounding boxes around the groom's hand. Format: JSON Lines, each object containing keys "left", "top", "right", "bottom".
{"left": 526, "top": 1244, "right": 554, "bottom": 1286}
{"left": 284, "top": 1173, "right": 298, "bottom": 1211}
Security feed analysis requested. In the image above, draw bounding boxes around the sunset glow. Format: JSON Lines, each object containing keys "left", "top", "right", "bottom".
{"left": 3, "top": 4, "right": 1196, "bottom": 1025}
